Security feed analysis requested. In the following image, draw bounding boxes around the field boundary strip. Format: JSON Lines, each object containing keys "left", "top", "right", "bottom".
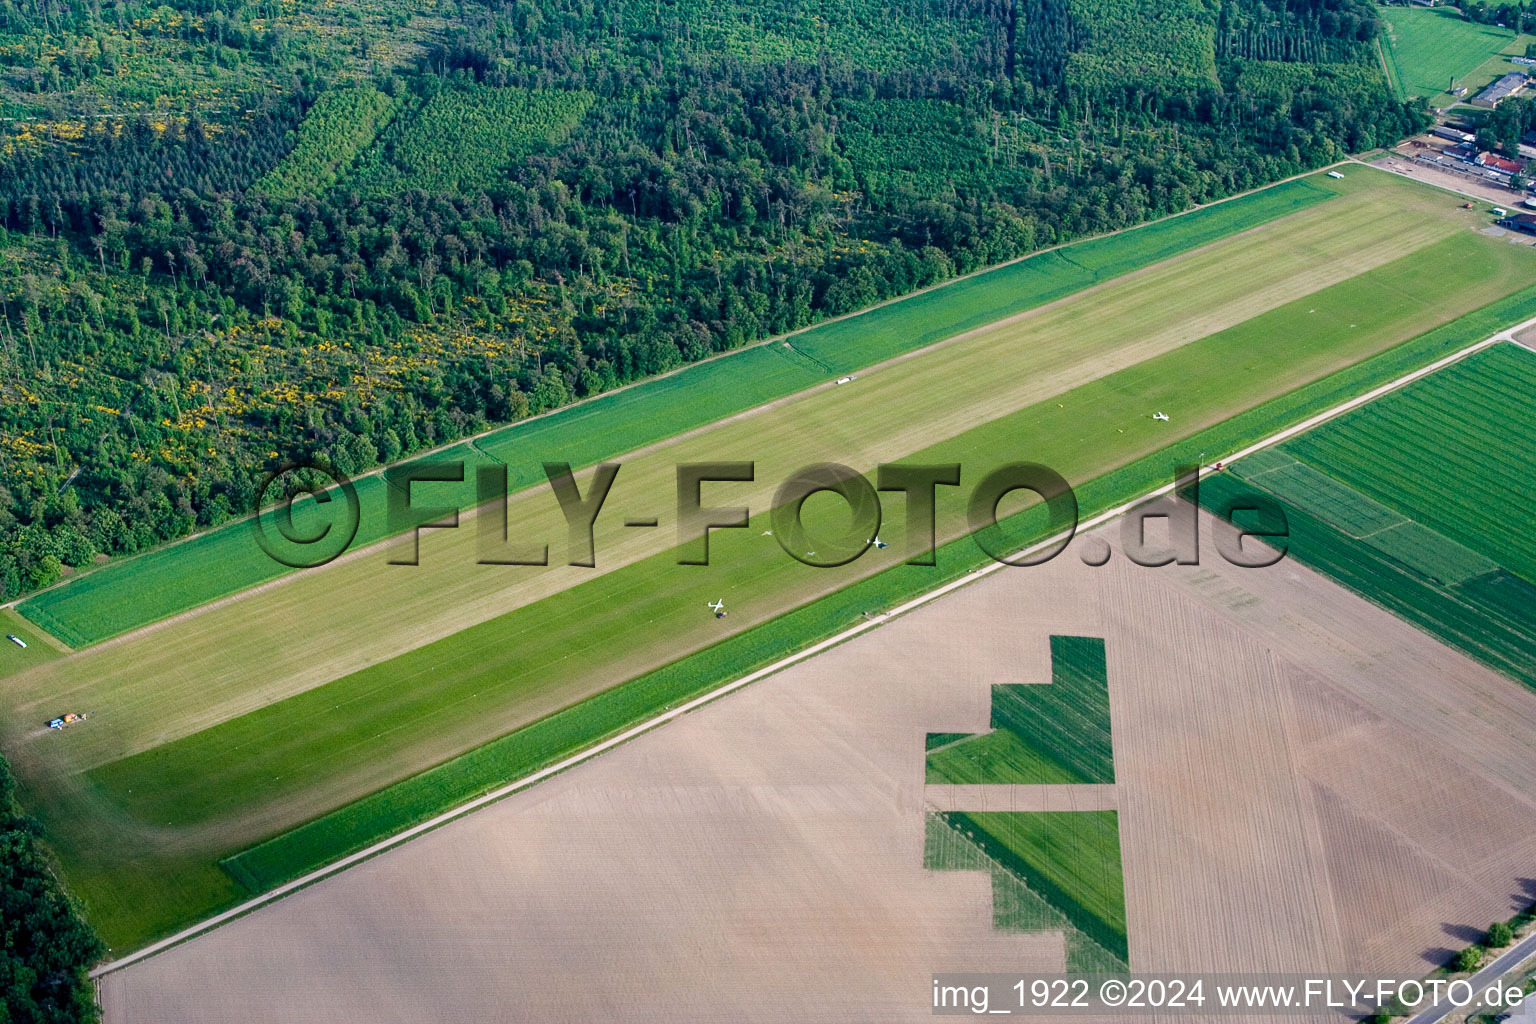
{"left": 85, "top": 325, "right": 1533, "bottom": 979}
{"left": 9, "top": 167, "right": 1344, "bottom": 647}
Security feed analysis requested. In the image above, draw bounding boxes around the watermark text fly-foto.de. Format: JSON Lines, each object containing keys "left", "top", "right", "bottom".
{"left": 251, "top": 458, "right": 1289, "bottom": 572}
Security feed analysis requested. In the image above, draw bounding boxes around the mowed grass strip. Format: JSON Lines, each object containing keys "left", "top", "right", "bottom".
{"left": 15, "top": 177, "right": 1334, "bottom": 648}
{"left": 208, "top": 281, "right": 1536, "bottom": 929}
{"left": 0, "top": 609, "right": 64, "bottom": 680}
{"left": 941, "top": 810, "right": 1128, "bottom": 963}
{"left": 26, "top": 171, "right": 1536, "bottom": 949}
{"left": 926, "top": 635, "right": 1112, "bottom": 784}
{"left": 8, "top": 172, "right": 1433, "bottom": 778}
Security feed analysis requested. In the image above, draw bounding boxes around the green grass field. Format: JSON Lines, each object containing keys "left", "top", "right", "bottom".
{"left": 924, "top": 812, "right": 1128, "bottom": 972}
{"left": 1379, "top": 6, "right": 1529, "bottom": 105}
{"left": 926, "top": 635, "right": 1113, "bottom": 784}
{"left": 70, "top": 207, "right": 1534, "bottom": 825}
{"left": 1284, "top": 343, "right": 1536, "bottom": 582}
{"left": 0, "top": 609, "right": 63, "bottom": 677}
{"left": 14, "top": 175, "right": 1335, "bottom": 649}
{"left": 12, "top": 167, "right": 1536, "bottom": 951}
{"left": 938, "top": 811, "right": 1128, "bottom": 964}
{"left": 1211, "top": 341, "right": 1536, "bottom": 687}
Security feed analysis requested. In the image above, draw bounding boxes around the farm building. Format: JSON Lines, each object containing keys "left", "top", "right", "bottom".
{"left": 1472, "top": 72, "right": 1529, "bottom": 108}
{"left": 1432, "top": 125, "right": 1476, "bottom": 144}
{"left": 1496, "top": 213, "right": 1536, "bottom": 234}
{"left": 1477, "top": 151, "right": 1525, "bottom": 175}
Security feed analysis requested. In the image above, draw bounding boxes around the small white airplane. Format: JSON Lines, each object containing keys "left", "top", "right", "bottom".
{"left": 707, "top": 599, "right": 725, "bottom": 615}
{"left": 1152, "top": 412, "right": 1170, "bottom": 422}
{"left": 872, "top": 535, "right": 889, "bottom": 549}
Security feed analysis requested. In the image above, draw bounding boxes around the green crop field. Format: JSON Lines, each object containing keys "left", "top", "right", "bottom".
{"left": 1378, "top": 6, "right": 1524, "bottom": 104}
{"left": 926, "top": 635, "right": 1113, "bottom": 784}
{"left": 1212, "top": 341, "right": 1536, "bottom": 688}
{"left": 13, "top": 175, "right": 1335, "bottom": 648}
{"left": 1284, "top": 343, "right": 1536, "bottom": 582}
{"left": 1242, "top": 459, "right": 1407, "bottom": 538}
{"left": 938, "top": 810, "right": 1128, "bottom": 965}
{"left": 11, "top": 167, "right": 1536, "bottom": 950}
{"left": 924, "top": 813, "right": 1128, "bottom": 972}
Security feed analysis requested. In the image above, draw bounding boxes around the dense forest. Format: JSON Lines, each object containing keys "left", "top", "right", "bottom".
{"left": 0, "top": 0, "right": 1427, "bottom": 603}
{"left": 0, "top": 755, "right": 103, "bottom": 1023}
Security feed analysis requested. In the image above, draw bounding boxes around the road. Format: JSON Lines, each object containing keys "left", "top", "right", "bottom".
{"left": 1405, "top": 929, "right": 1536, "bottom": 1023}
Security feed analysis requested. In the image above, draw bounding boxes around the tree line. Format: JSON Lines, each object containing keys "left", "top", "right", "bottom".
{"left": 0, "top": 0, "right": 1427, "bottom": 607}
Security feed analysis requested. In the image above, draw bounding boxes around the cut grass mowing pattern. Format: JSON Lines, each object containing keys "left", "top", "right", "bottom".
{"left": 923, "top": 814, "right": 1127, "bottom": 972}
{"left": 938, "top": 810, "right": 1128, "bottom": 964}
{"left": 926, "top": 636, "right": 1112, "bottom": 785}
{"left": 16, "top": 177, "right": 1336, "bottom": 648}
{"left": 1377, "top": 8, "right": 1536, "bottom": 108}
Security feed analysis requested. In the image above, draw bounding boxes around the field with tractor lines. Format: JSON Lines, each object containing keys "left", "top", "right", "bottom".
{"left": 1211, "top": 341, "right": 1536, "bottom": 688}
{"left": 94, "top": 517, "right": 1536, "bottom": 1023}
